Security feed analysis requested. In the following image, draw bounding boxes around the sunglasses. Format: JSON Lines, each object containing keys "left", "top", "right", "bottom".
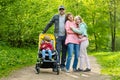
{"left": 59, "top": 8, "right": 64, "bottom": 10}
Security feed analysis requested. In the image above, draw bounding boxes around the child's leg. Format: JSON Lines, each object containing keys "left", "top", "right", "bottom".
{"left": 41, "top": 49, "right": 46, "bottom": 58}
{"left": 47, "top": 50, "right": 52, "bottom": 59}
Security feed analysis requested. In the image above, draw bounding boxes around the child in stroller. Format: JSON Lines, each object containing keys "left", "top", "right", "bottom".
{"left": 35, "top": 34, "right": 60, "bottom": 75}
{"left": 40, "top": 35, "right": 54, "bottom": 61}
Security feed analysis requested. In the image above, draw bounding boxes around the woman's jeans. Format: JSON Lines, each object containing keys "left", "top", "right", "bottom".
{"left": 42, "top": 49, "right": 52, "bottom": 59}
{"left": 66, "top": 43, "right": 79, "bottom": 70}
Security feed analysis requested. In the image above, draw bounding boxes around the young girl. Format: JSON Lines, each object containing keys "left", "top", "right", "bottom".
{"left": 40, "top": 35, "right": 54, "bottom": 61}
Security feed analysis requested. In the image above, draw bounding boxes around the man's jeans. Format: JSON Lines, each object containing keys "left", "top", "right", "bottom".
{"left": 56, "top": 36, "right": 67, "bottom": 68}
{"left": 42, "top": 49, "right": 52, "bottom": 59}
{"left": 66, "top": 43, "right": 79, "bottom": 70}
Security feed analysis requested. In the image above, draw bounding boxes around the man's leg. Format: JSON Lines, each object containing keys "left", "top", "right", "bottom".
{"left": 61, "top": 36, "right": 67, "bottom": 68}
{"left": 56, "top": 36, "right": 62, "bottom": 63}
{"left": 52, "top": 36, "right": 62, "bottom": 72}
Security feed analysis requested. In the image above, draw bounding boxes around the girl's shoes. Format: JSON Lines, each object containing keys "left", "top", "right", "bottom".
{"left": 77, "top": 68, "right": 84, "bottom": 72}
{"left": 83, "top": 68, "right": 91, "bottom": 72}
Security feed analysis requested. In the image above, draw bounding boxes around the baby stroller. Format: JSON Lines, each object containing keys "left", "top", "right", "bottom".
{"left": 35, "top": 33, "right": 60, "bottom": 75}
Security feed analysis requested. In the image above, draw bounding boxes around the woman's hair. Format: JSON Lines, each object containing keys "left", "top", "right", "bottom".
{"left": 74, "top": 16, "right": 83, "bottom": 22}
{"left": 66, "top": 12, "right": 73, "bottom": 20}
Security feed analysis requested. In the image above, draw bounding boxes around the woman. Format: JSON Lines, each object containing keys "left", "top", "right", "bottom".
{"left": 65, "top": 13, "right": 79, "bottom": 72}
{"left": 71, "top": 16, "right": 91, "bottom": 72}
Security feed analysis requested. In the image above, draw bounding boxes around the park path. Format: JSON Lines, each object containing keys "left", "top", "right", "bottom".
{"left": 0, "top": 56, "right": 110, "bottom": 80}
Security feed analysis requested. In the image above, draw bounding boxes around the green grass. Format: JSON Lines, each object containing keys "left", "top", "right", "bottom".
{"left": 90, "top": 52, "right": 120, "bottom": 80}
{"left": 0, "top": 45, "right": 37, "bottom": 78}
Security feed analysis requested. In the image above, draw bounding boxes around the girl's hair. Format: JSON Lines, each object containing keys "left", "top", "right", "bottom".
{"left": 66, "top": 12, "right": 73, "bottom": 20}
{"left": 74, "top": 16, "right": 83, "bottom": 22}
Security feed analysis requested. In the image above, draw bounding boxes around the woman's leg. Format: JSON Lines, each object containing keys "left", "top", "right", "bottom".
{"left": 73, "top": 44, "right": 79, "bottom": 70}
{"left": 66, "top": 43, "right": 73, "bottom": 71}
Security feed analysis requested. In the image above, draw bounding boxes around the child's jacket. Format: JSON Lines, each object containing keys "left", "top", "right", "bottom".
{"left": 40, "top": 42, "right": 54, "bottom": 50}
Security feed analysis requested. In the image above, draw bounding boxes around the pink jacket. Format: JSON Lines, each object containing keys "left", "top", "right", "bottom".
{"left": 65, "top": 21, "right": 79, "bottom": 45}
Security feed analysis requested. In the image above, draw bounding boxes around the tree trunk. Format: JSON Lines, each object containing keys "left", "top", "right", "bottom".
{"left": 113, "top": 0, "right": 116, "bottom": 51}
{"left": 92, "top": 14, "right": 98, "bottom": 51}
{"left": 109, "top": 0, "right": 116, "bottom": 52}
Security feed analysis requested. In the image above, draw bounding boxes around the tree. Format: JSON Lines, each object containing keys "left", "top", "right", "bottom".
{"left": 109, "top": 0, "right": 118, "bottom": 51}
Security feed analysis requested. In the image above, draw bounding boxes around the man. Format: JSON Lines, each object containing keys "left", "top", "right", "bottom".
{"left": 42, "top": 5, "right": 67, "bottom": 71}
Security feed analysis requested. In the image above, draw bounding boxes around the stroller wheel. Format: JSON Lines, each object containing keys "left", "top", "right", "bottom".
{"left": 35, "top": 64, "right": 40, "bottom": 74}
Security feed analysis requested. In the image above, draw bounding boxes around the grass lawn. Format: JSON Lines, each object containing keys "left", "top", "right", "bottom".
{"left": 90, "top": 52, "right": 120, "bottom": 80}
{"left": 0, "top": 45, "right": 37, "bottom": 78}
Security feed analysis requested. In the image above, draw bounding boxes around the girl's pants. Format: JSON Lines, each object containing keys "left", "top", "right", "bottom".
{"left": 79, "top": 39, "right": 91, "bottom": 69}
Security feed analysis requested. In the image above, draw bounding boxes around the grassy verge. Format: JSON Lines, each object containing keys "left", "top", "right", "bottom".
{"left": 0, "top": 45, "right": 37, "bottom": 78}
{"left": 90, "top": 52, "right": 120, "bottom": 80}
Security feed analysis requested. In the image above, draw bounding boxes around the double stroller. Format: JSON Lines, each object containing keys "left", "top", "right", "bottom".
{"left": 35, "top": 34, "right": 60, "bottom": 75}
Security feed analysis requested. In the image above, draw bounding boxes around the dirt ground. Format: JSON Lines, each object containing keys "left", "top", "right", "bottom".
{"left": 0, "top": 56, "right": 111, "bottom": 80}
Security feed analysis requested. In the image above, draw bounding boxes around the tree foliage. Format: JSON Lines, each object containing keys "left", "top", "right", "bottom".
{"left": 0, "top": 0, "right": 120, "bottom": 51}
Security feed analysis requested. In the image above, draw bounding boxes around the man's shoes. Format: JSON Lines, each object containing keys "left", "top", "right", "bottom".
{"left": 53, "top": 68, "right": 57, "bottom": 72}
{"left": 61, "top": 67, "right": 66, "bottom": 71}
{"left": 83, "top": 68, "right": 91, "bottom": 72}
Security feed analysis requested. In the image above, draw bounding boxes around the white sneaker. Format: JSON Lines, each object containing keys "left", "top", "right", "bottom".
{"left": 66, "top": 69, "right": 70, "bottom": 73}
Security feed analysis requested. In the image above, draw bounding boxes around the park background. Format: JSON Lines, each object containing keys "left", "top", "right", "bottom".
{"left": 0, "top": 0, "right": 120, "bottom": 80}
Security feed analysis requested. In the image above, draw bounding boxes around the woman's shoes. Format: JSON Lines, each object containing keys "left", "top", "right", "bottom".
{"left": 66, "top": 69, "right": 70, "bottom": 73}
{"left": 73, "top": 68, "right": 78, "bottom": 72}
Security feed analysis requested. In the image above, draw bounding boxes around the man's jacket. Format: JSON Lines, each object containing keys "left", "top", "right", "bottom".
{"left": 42, "top": 14, "right": 66, "bottom": 37}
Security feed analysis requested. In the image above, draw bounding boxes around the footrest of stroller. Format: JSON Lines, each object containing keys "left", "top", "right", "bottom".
{"left": 42, "top": 60, "right": 56, "bottom": 62}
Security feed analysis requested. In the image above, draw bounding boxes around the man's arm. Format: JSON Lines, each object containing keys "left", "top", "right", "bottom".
{"left": 42, "top": 15, "right": 55, "bottom": 33}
